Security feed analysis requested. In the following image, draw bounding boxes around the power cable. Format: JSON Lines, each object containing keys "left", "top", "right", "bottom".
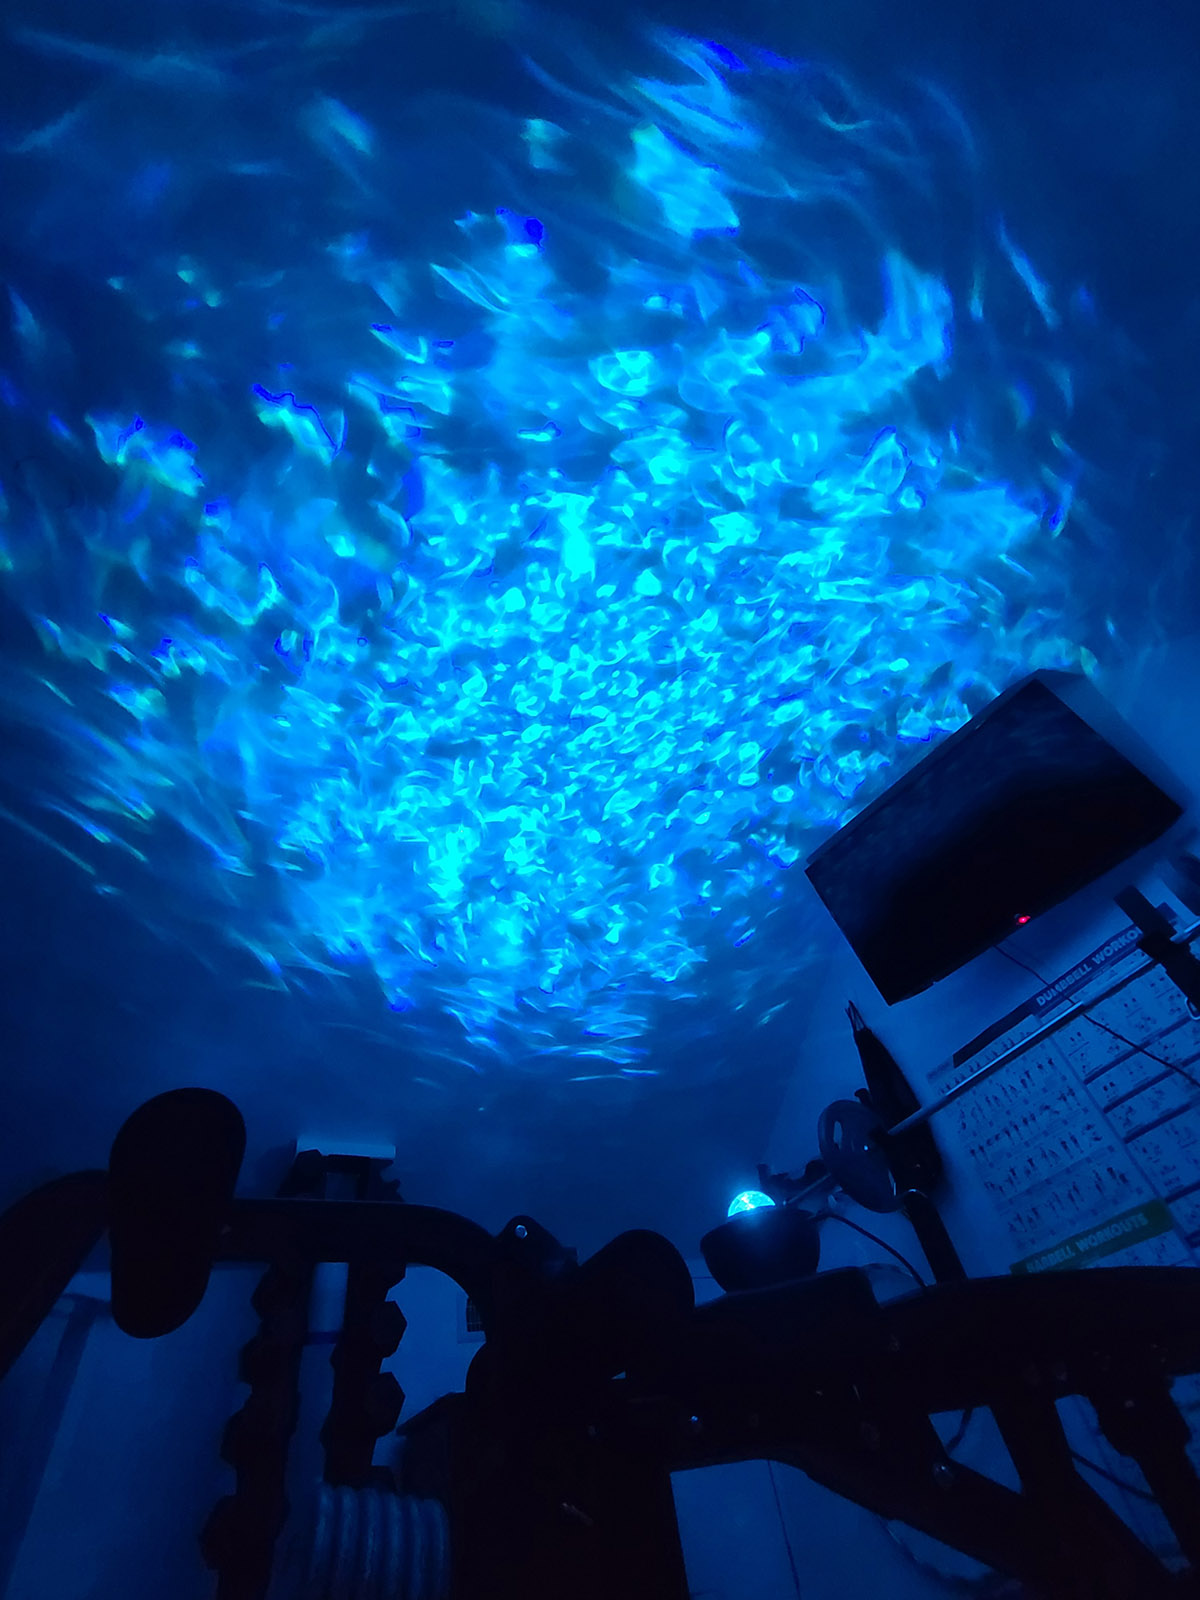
{"left": 995, "top": 943, "right": 1200, "bottom": 1095}
{"left": 810, "top": 1207, "right": 927, "bottom": 1287}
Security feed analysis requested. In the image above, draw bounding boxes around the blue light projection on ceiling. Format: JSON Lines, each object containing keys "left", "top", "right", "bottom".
{"left": 0, "top": 25, "right": 1098, "bottom": 1073}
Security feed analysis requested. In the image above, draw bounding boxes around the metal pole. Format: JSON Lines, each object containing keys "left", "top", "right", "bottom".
{"left": 780, "top": 1172, "right": 836, "bottom": 1209}
{"left": 888, "top": 916, "right": 1200, "bottom": 1138}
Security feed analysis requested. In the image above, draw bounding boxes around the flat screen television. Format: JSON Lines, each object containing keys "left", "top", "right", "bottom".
{"left": 803, "top": 671, "right": 1186, "bottom": 1004}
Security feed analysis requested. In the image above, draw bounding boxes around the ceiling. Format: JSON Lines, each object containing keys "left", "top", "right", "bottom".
{"left": 1, "top": 0, "right": 1197, "bottom": 1259}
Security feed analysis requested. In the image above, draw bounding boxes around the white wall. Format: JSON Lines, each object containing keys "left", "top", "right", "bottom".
{"left": 0, "top": 1267, "right": 260, "bottom": 1600}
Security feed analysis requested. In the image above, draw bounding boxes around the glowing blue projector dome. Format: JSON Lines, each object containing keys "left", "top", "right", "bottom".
{"left": 727, "top": 1190, "right": 777, "bottom": 1217}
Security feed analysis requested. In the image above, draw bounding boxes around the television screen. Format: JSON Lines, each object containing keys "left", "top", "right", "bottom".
{"left": 804, "top": 673, "right": 1185, "bottom": 1004}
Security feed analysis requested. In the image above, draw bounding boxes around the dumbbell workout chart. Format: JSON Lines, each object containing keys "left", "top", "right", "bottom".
{"left": 927, "top": 912, "right": 1200, "bottom": 1548}
{"left": 928, "top": 914, "right": 1200, "bottom": 1274}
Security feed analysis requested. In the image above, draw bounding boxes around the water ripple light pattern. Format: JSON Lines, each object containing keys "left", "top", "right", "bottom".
{"left": 0, "top": 25, "right": 1100, "bottom": 1071}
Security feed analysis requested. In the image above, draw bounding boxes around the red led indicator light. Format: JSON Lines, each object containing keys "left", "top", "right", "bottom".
{"left": 1015, "top": 914, "right": 1031, "bottom": 925}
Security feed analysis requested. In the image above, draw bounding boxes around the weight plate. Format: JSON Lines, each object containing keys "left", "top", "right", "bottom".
{"left": 817, "top": 1099, "right": 902, "bottom": 1214}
